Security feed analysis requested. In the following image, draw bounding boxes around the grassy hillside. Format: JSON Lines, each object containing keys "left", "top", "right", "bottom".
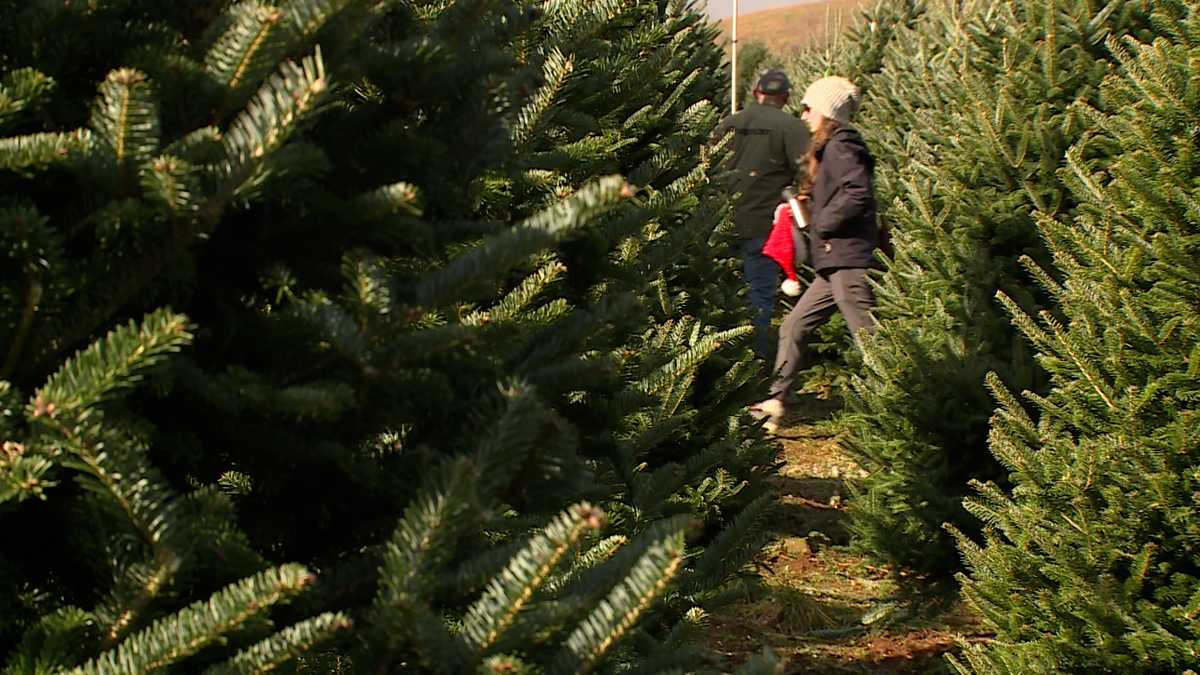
{"left": 715, "top": 0, "right": 869, "bottom": 56}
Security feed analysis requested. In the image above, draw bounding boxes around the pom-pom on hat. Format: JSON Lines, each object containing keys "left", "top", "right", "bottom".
{"left": 801, "top": 76, "right": 860, "bottom": 125}
{"left": 754, "top": 69, "right": 791, "bottom": 96}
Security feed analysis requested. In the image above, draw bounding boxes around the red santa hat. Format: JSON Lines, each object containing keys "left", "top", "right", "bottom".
{"left": 763, "top": 202, "right": 802, "bottom": 296}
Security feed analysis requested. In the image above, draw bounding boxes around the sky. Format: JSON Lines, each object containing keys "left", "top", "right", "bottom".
{"left": 702, "top": 0, "right": 818, "bottom": 20}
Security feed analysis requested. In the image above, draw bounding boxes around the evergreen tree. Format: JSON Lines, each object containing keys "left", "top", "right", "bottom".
{"left": 0, "top": 0, "right": 775, "bottom": 671}
{"left": 785, "top": 0, "right": 1157, "bottom": 595}
{"left": 949, "top": 2, "right": 1200, "bottom": 671}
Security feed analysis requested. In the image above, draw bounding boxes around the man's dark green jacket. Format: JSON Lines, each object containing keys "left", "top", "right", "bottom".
{"left": 715, "top": 102, "right": 810, "bottom": 239}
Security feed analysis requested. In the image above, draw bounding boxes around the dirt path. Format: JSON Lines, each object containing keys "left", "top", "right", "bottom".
{"left": 705, "top": 396, "right": 990, "bottom": 673}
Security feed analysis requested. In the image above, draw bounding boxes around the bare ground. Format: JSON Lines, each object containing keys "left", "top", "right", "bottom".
{"left": 704, "top": 396, "right": 991, "bottom": 673}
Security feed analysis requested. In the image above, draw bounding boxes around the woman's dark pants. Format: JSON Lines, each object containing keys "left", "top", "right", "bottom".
{"left": 770, "top": 267, "right": 876, "bottom": 399}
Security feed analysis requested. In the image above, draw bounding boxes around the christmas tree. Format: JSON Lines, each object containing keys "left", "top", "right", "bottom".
{"left": 0, "top": 0, "right": 777, "bottom": 671}
{"left": 785, "top": 0, "right": 1158, "bottom": 595}
{"left": 950, "top": 1, "right": 1200, "bottom": 670}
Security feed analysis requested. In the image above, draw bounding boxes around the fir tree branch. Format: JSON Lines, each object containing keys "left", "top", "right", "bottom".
{"left": 0, "top": 130, "right": 93, "bottom": 172}
{"left": 633, "top": 326, "right": 750, "bottom": 398}
{"left": 541, "top": 0, "right": 630, "bottom": 46}
{"left": 655, "top": 68, "right": 701, "bottom": 118}
{"left": 685, "top": 492, "right": 775, "bottom": 593}
{"left": 91, "top": 68, "right": 160, "bottom": 188}
{"left": 462, "top": 259, "right": 566, "bottom": 327}
{"left": 218, "top": 48, "right": 328, "bottom": 195}
{"left": 644, "top": 163, "right": 707, "bottom": 212}
{"left": 983, "top": 371, "right": 1038, "bottom": 444}
{"left": 203, "top": 612, "right": 352, "bottom": 675}
{"left": 0, "top": 67, "right": 55, "bottom": 133}
{"left": 516, "top": 292, "right": 639, "bottom": 374}
{"left": 31, "top": 309, "right": 191, "bottom": 418}
{"left": 0, "top": 607, "right": 95, "bottom": 674}
{"left": 341, "top": 251, "right": 393, "bottom": 330}
{"left": 141, "top": 155, "right": 202, "bottom": 217}
{"left": 478, "top": 654, "right": 538, "bottom": 674}
{"left": 1034, "top": 306, "right": 1118, "bottom": 410}
{"left": 70, "top": 565, "right": 317, "bottom": 675}
{"left": 523, "top": 133, "right": 638, "bottom": 171}
{"left": 542, "top": 535, "right": 628, "bottom": 596}
{"left": 353, "top": 181, "right": 423, "bottom": 219}
{"left": 162, "top": 125, "right": 224, "bottom": 162}
{"left": 676, "top": 99, "right": 717, "bottom": 138}
{"left": 0, "top": 440, "right": 56, "bottom": 503}
{"left": 368, "top": 460, "right": 482, "bottom": 670}
{"left": 29, "top": 53, "right": 326, "bottom": 375}
{"left": 510, "top": 48, "right": 573, "bottom": 148}
{"left": 206, "top": 3, "right": 288, "bottom": 109}
{"left": 208, "top": 0, "right": 353, "bottom": 112}
{"left": 461, "top": 503, "right": 605, "bottom": 655}
{"left": 281, "top": 0, "right": 356, "bottom": 45}
{"left": 472, "top": 379, "right": 580, "bottom": 499}
{"left": 418, "top": 175, "right": 632, "bottom": 305}
{"left": 554, "top": 529, "right": 686, "bottom": 674}
{"left": 375, "top": 457, "right": 481, "bottom": 606}
{"left": 102, "top": 557, "right": 180, "bottom": 649}
{"left": 26, "top": 311, "right": 193, "bottom": 643}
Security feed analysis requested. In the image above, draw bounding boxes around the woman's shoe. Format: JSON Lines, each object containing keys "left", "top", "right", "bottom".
{"left": 748, "top": 398, "right": 785, "bottom": 433}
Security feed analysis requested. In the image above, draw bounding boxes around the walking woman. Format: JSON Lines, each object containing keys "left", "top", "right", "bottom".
{"left": 752, "top": 76, "right": 880, "bottom": 432}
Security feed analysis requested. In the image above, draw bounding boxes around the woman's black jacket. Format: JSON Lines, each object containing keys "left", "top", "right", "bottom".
{"left": 807, "top": 127, "right": 880, "bottom": 272}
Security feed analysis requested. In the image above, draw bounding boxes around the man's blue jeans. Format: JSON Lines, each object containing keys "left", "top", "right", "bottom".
{"left": 741, "top": 236, "right": 779, "bottom": 361}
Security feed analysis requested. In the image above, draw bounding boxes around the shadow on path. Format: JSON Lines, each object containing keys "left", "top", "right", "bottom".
{"left": 703, "top": 394, "right": 988, "bottom": 673}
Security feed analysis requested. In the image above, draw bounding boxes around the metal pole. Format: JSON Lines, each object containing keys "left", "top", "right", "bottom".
{"left": 730, "top": 0, "right": 738, "bottom": 113}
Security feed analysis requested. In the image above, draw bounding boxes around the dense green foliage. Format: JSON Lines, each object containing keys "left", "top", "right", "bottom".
{"left": 0, "top": 0, "right": 781, "bottom": 672}
{"left": 949, "top": 2, "right": 1200, "bottom": 670}
{"left": 781, "top": 0, "right": 1200, "bottom": 668}
{"left": 786, "top": 0, "right": 1160, "bottom": 595}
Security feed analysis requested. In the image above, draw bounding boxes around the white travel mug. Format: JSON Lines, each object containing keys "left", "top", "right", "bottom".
{"left": 781, "top": 186, "right": 808, "bottom": 229}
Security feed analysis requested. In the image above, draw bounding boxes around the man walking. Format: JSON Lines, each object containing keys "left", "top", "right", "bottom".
{"left": 715, "top": 69, "right": 810, "bottom": 361}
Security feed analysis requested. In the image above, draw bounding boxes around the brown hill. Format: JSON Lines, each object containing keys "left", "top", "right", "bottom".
{"left": 714, "top": 0, "right": 870, "bottom": 56}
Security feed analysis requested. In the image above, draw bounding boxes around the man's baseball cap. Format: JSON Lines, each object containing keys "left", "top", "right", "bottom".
{"left": 755, "top": 69, "right": 791, "bottom": 95}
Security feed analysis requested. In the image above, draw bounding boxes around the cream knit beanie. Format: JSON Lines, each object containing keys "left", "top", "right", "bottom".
{"left": 801, "top": 76, "right": 860, "bottom": 125}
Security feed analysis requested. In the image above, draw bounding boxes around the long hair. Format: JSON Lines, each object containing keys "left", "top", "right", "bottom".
{"left": 801, "top": 117, "right": 841, "bottom": 195}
